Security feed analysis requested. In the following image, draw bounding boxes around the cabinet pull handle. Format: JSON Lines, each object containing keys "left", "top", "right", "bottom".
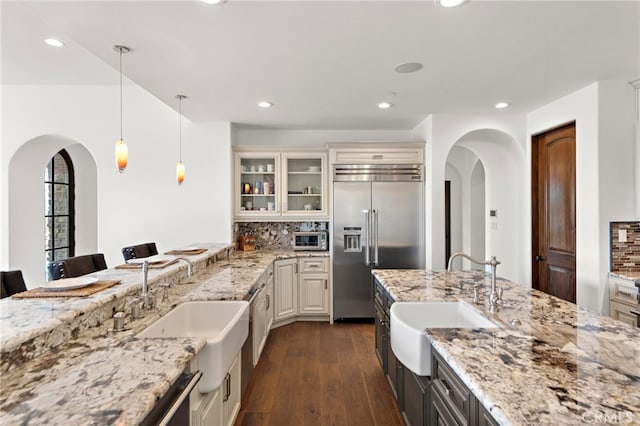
{"left": 294, "top": 263, "right": 298, "bottom": 274}
{"left": 223, "top": 373, "right": 230, "bottom": 402}
{"left": 372, "top": 154, "right": 384, "bottom": 160}
{"left": 441, "top": 378, "right": 451, "bottom": 397}
{"left": 325, "top": 279, "right": 328, "bottom": 290}
{"left": 266, "top": 294, "right": 270, "bottom": 310}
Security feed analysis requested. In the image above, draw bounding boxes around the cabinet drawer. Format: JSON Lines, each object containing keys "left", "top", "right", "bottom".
{"left": 609, "top": 278, "right": 640, "bottom": 306}
{"left": 433, "top": 351, "right": 475, "bottom": 425}
{"left": 610, "top": 300, "right": 640, "bottom": 327}
{"left": 298, "top": 257, "right": 328, "bottom": 273}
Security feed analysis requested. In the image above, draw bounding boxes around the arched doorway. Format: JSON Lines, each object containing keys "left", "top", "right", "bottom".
{"left": 443, "top": 128, "right": 526, "bottom": 282}
{"left": 445, "top": 146, "right": 486, "bottom": 270}
{"left": 9, "top": 135, "right": 97, "bottom": 285}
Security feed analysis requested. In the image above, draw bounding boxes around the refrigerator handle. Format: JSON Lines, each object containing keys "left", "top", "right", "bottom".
{"left": 373, "top": 209, "right": 379, "bottom": 266}
{"left": 363, "top": 209, "right": 370, "bottom": 266}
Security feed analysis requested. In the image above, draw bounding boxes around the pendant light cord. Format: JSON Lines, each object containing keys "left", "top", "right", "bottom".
{"left": 179, "top": 96, "right": 183, "bottom": 162}
{"left": 119, "top": 48, "right": 123, "bottom": 141}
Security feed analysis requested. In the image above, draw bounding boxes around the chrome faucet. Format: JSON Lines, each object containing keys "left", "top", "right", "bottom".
{"left": 447, "top": 252, "right": 502, "bottom": 312}
{"left": 174, "top": 257, "right": 194, "bottom": 277}
{"left": 140, "top": 260, "right": 154, "bottom": 309}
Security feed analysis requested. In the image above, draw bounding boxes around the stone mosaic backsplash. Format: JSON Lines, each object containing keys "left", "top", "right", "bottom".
{"left": 234, "top": 222, "right": 329, "bottom": 250}
{"left": 610, "top": 221, "right": 640, "bottom": 272}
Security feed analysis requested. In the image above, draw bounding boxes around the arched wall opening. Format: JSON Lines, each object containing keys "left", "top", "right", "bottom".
{"left": 9, "top": 135, "right": 97, "bottom": 286}
{"left": 445, "top": 146, "right": 486, "bottom": 271}
{"left": 444, "top": 128, "right": 526, "bottom": 282}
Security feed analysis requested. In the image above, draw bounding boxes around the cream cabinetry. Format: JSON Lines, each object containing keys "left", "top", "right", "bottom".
{"left": 274, "top": 258, "right": 298, "bottom": 322}
{"left": 233, "top": 148, "right": 327, "bottom": 220}
{"left": 609, "top": 274, "right": 640, "bottom": 327}
{"left": 192, "top": 386, "right": 221, "bottom": 426}
{"left": 190, "top": 352, "right": 241, "bottom": 426}
{"left": 222, "top": 353, "right": 241, "bottom": 426}
{"left": 253, "top": 265, "right": 274, "bottom": 366}
{"left": 274, "top": 257, "right": 329, "bottom": 326}
{"left": 235, "top": 152, "right": 280, "bottom": 217}
{"left": 328, "top": 142, "right": 424, "bottom": 165}
{"left": 298, "top": 258, "right": 329, "bottom": 315}
{"left": 281, "top": 152, "right": 327, "bottom": 216}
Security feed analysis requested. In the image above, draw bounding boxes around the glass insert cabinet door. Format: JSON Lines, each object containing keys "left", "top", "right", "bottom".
{"left": 236, "top": 153, "right": 279, "bottom": 215}
{"left": 282, "top": 153, "right": 326, "bottom": 215}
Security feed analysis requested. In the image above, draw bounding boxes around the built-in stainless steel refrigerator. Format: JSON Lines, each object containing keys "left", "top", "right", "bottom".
{"left": 332, "top": 164, "right": 425, "bottom": 320}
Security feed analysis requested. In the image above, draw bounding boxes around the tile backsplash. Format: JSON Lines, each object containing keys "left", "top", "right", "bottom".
{"left": 610, "top": 221, "right": 640, "bottom": 272}
{"left": 234, "top": 221, "right": 329, "bottom": 250}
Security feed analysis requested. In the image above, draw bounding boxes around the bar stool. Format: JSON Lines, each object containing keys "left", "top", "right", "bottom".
{"left": 1, "top": 270, "right": 27, "bottom": 298}
{"left": 121, "top": 242, "right": 158, "bottom": 262}
{"left": 48, "top": 253, "right": 108, "bottom": 281}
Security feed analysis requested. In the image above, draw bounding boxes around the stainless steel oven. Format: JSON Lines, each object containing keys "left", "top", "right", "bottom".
{"left": 293, "top": 231, "right": 328, "bottom": 251}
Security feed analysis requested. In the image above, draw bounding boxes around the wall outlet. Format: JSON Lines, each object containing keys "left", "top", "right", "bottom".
{"left": 618, "top": 229, "right": 627, "bottom": 243}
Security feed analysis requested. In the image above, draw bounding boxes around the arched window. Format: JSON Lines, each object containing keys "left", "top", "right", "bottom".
{"left": 44, "top": 149, "right": 75, "bottom": 279}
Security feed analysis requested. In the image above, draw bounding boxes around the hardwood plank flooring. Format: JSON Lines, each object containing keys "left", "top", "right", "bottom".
{"left": 235, "top": 322, "right": 403, "bottom": 426}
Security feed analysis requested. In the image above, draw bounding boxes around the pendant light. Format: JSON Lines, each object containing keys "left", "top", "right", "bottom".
{"left": 176, "top": 94, "right": 187, "bottom": 185}
{"left": 113, "top": 45, "right": 130, "bottom": 173}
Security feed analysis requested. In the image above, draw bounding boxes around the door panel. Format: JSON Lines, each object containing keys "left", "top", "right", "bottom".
{"left": 372, "top": 181, "right": 425, "bottom": 269}
{"left": 533, "top": 123, "right": 576, "bottom": 303}
{"left": 333, "top": 181, "right": 374, "bottom": 318}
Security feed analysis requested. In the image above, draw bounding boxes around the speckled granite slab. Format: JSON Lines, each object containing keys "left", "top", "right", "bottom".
{"left": 373, "top": 269, "right": 640, "bottom": 425}
{"left": 0, "top": 246, "right": 328, "bottom": 425}
{"left": 0, "top": 243, "right": 232, "bottom": 372}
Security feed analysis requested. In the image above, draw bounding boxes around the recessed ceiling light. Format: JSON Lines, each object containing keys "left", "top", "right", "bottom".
{"left": 201, "top": 0, "right": 227, "bottom": 4}
{"left": 44, "top": 38, "right": 64, "bottom": 47}
{"left": 495, "top": 102, "right": 510, "bottom": 109}
{"left": 257, "top": 101, "right": 274, "bottom": 108}
{"left": 377, "top": 102, "right": 393, "bottom": 109}
{"left": 438, "top": 0, "right": 470, "bottom": 7}
{"left": 394, "top": 62, "right": 423, "bottom": 74}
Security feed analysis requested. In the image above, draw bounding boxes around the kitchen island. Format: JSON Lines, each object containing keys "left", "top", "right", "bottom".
{"left": 373, "top": 269, "right": 640, "bottom": 425}
{"left": 0, "top": 245, "right": 327, "bottom": 425}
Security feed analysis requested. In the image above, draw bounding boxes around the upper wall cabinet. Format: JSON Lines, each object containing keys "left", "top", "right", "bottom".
{"left": 235, "top": 152, "right": 281, "bottom": 218}
{"left": 328, "top": 142, "right": 425, "bottom": 164}
{"left": 234, "top": 148, "right": 328, "bottom": 220}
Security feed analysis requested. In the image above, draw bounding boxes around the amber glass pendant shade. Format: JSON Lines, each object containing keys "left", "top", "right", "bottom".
{"left": 176, "top": 161, "right": 185, "bottom": 185}
{"left": 115, "top": 139, "right": 128, "bottom": 173}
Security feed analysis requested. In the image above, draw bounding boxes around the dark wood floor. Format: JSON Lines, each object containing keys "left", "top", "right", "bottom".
{"left": 235, "top": 321, "right": 403, "bottom": 426}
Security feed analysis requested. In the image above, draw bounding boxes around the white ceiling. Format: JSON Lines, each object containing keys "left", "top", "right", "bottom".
{"left": 2, "top": 0, "right": 639, "bottom": 129}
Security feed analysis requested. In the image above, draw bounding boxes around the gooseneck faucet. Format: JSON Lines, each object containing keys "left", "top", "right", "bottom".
{"left": 174, "top": 257, "right": 193, "bottom": 277}
{"left": 140, "top": 260, "right": 154, "bottom": 309}
{"left": 447, "top": 252, "right": 502, "bottom": 312}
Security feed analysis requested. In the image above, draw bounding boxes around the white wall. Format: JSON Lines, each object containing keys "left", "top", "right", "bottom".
{"left": 470, "top": 161, "right": 486, "bottom": 265}
{"left": 231, "top": 126, "right": 418, "bottom": 146}
{"left": 1, "top": 84, "right": 232, "bottom": 286}
{"left": 527, "top": 81, "right": 636, "bottom": 313}
{"left": 413, "top": 114, "right": 527, "bottom": 281}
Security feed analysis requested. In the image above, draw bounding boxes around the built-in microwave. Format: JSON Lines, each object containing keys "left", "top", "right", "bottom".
{"left": 293, "top": 231, "right": 328, "bottom": 251}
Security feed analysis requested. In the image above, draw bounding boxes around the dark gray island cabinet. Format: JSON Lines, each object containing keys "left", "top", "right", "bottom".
{"left": 374, "top": 279, "right": 498, "bottom": 426}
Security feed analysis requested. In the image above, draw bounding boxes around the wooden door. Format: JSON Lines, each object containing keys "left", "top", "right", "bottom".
{"left": 532, "top": 123, "right": 576, "bottom": 303}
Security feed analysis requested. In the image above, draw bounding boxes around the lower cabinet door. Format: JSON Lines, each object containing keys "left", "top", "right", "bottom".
{"left": 193, "top": 388, "right": 221, "bottom": 426}
{"left": 402, "top": 368, "right": 429, "bottom": 426}
{"left": 374, "top": 301, "right": 386, "bottom": 368}
{"left": 431, "top": 386, "right": 460, "bottom": 426}
{"left": 223, "top": 353, "right": 242, "bottom": 426}
{"left": 298, "top": 274, "right": 329, "bottom": 314}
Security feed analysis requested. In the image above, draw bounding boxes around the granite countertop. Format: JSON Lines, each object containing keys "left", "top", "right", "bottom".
{"left": 0, "top": 246, "right": 328, "bottom": 425}
{"left": 373, "top": 269, "right": 640, "bottom": 425}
